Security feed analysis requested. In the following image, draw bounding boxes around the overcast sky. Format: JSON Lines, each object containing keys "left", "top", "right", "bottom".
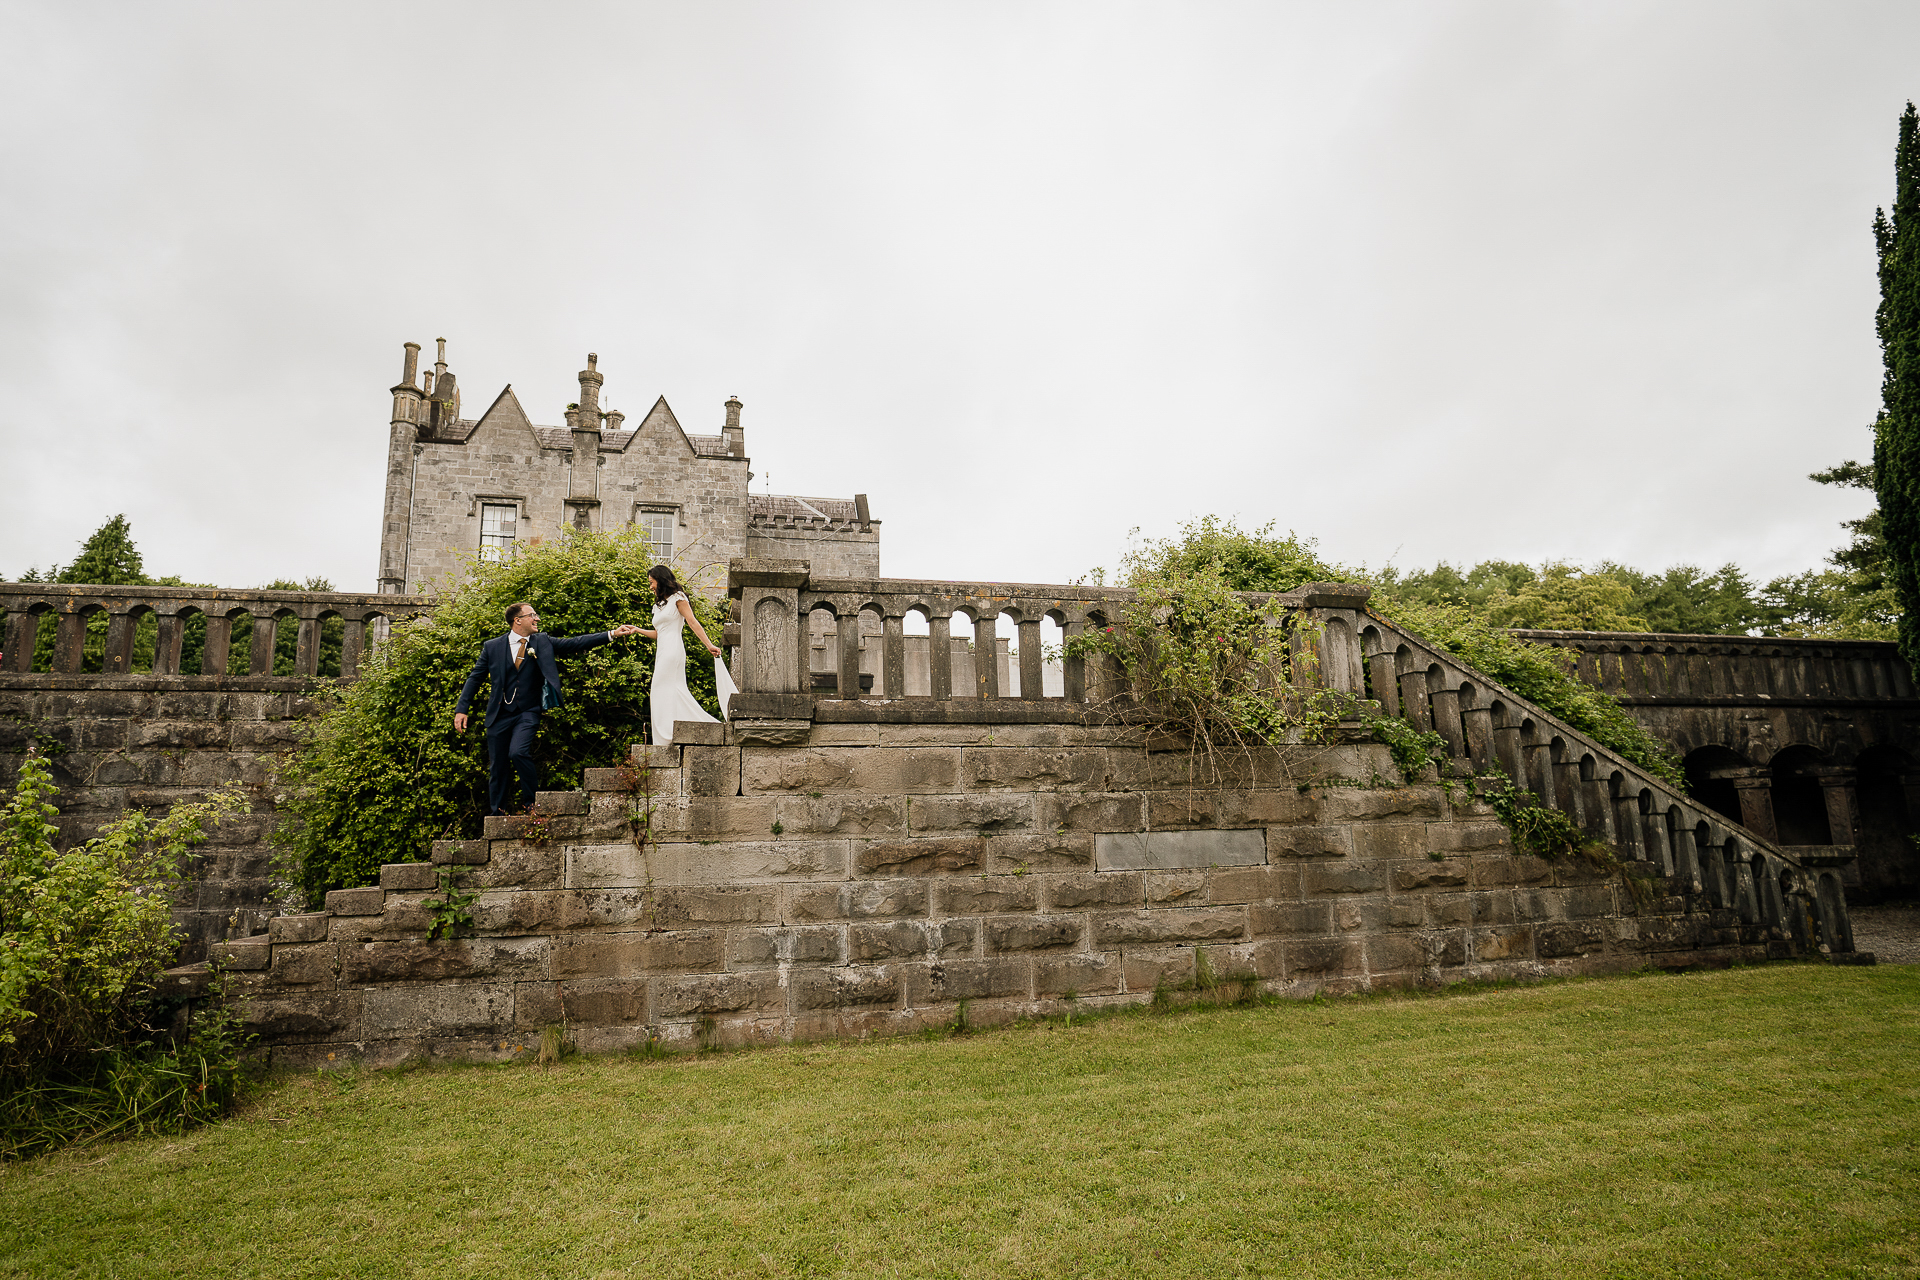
{"left": 1, "top": 1, "right": 1913, "bottom": 593}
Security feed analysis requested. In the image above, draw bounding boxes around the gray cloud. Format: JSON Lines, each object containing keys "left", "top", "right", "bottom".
{"left": 1, "top": 1, "right": 1910, "bottom": 590}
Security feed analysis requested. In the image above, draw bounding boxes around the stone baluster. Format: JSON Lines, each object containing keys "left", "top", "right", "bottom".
{"left": 1639, "top": 799, "right": 1673, "bottom": 875}
{"left": 1017, "top": 616, "right": 1042, "bottom": 701}
{"left": 1459, "top": 696, "right": 1495, "bottom": 774}
{"left": 248, "top": 611, "right": 279, "bottom": 675}
{"left": 1608, "top": 778, "right": 1644, "bottom": 860}
{"left": 4, "top": 610, "right": 39, "bottom": 672}
{"left": 929, "top": 614, "right": 952, "bottom": 700}
{"left": 1809, "top": 766, "right": 1859, "bottom": 846}
{"left": 1523, "top": 732, "right": 1558, "bottom": 809}
{"left": 1580, "top": 762, "right": 1616, "bottom": 844}
{"left": 1365, "top": 636, "right": 1400, "bottom": 718}
{"left": 972, "top": 608, "right": 1000, "bottom": 699}
{"left": 1491, "top": 714, "right": 1524, "bottom": 785}
{"left": 102, "top": 609, "right": 140, "bottom": 674}
{"left": 1395, "top": 660, "right": 1431, "bottom": 732}
{"left": 153, "top": 612, "right": 186, "bottom": 675}
{"left": 836, "top": 613, "right": 862, "bottom": 699}
{"left": 294, "top": 611, "right": 324, "bottom": 677}
{"left": 1723, "top": 769, "right": 1779, "bottom": 842}
{"left": 202, "top": 613, "right": 235, "bottom": 677}
{"left": 1551, "top": 752, "right": 1586, "bottom": 827}
{"left": 1428, "top": 676, "right": 1466, "bottom": 759}
{"left": 1668, "top": 816, "right": 1702, "bottom": 894}
{"left": 883, "top": 614, "right": 906, "bottom": 698}
{"left": 1061, "top": 618, "right": 1086, "bottom": 704}
{"left": 339, "top": 617, "right": 367, "bottom": 678}
{"left": 53, "top": 610, "right": 88, "bottom": 673}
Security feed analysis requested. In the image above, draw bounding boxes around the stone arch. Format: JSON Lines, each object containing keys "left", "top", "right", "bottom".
{"left": 1684, "top": 744, "right": 1751, "bottom": 827}
{"left": 1768, "top": 744, "right": 1833, "bottom": 846}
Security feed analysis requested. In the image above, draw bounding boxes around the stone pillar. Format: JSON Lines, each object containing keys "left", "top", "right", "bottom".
{"left": 379, "top": 343, "right": 425, "bottom": 594}
{"left": 1017, "top": 618, "right": 1043, "bottom": 701}
{"left": 53, "top": 610, "right": 87, "bottom": 673}
{"left": 1722, "top": 769, "right": 1779, "bottom": 842}
{"left": 1808, "top": 766, "right": 1859, "bottom": 846}
{"left": 1461, "top": 705, "right": 1495, "bottom": 774}
{"left": 730, "top": 559, "right": 809, "bottom": 695}
{"left": 929, "top": 615, "right": 953, "bottom": 700}
{"left": 249, "top": 611, "right": 279, "bottom": 675}
{"left": 102, "top": 610, "right": 138, "bottom": 674}
{"left": 153, "top": 613, "right": 185, "bottom": 675}
{"left": 835, "top": 613, "right": 861, "bottom": 700}
{"left": 1669, "top": 819, "right": 1702, "bottom": 894}
{"left": 3, "top": 610, "right": 35, "bottom": 673}
{"left": 1396, "top": 665, "right": 1431, "bottom": 732}
{"left": 973, "top": 610, "right": 1000, "bottom": 699}
{"left": 1429, "top": 685, "right": 1466, "bottom": 759}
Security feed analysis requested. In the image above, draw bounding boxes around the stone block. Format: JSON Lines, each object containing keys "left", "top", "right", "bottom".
{"left": 270, "top": 942, "right": 337, "bottom": 986}
{"left": 1146, "top": 871, "right": 1208, "bottom": 905}
{"left": 1032, "top": 792, "right": 1146, "bottom": 833}
{"left": 1301, "top": 863, "right": 1384, "bottom": 895}
{"left": 1387, "top": 898, "right": 1427, "bottom": 929}
{"left": 730, "top": 926, "right": 844, "bottom": 967}
{"left": 849, "top": 920, "right": 972, "bottom": 960}
{"left": 324, "top": 887, "right": 385, "bottom": 916}
{"left": 1366, "top": 934, "right": 1426, "bottom": 974}
{"left": 1034, "top": 952, "right": 1124, "bottom": 997}
{"left": 1207, "top": 865, "right": 1298, "bottom": 904}
{"left": 1473, "top": 925, "right": 1535, "bottom": 961}
{"left": 551, "top": 931, "right": 725, "bottom": 979}
{"left": 1096, "top": 828, "right": 1267, "bottom": 872}
{"left": 238, "top": 990, "right": 361, "bottom": 1043}
{"left": 1266, "top": 825, "right": 1353, "bottom": 860}
{"left": 908, "top": 957, "right": 1030, "bottom": 1003}
{"left": 576, "top": 839, "right": 849, "bottom": 887}
{"left": 742, "top": 746, "right": 961, "bottom": 795}
{"left": 1317, "top": 787, "right": 1445, "bottom": 822}
{"left": 1284, "top": 937, "right": 1365, "bottom": 978}
{"left": 1350, "top": 823, "right": 1429, "bottom": 862}
{"left": 960, "top": 747, "right": 1105, "bottom": 792}
{"left": 362, "top": 983, "right": 514, "bottom": 1040}
{"left": 984, "top": 831, "right": 1095, "bottom": 873}
{"left": 210, "top": 932, "right": 270, "bottom": 971}
{"left": 630, "top": 743, "right": 680, "bottom": 770}
{"left": 671, "top": 721, "right": 728, "bottom": 746}
{"left": 683, "top": 745, "right": 741, "bottom": 797}
{"left": 1471, "top": 891, "right": 1518, "bottom": 925}
{"left": 518, "top": 978, "right": 649, "bottom": 1028}
{"left": 1427, "top": 822, "right": 1511, "bottom": 855}
{"left": 653, "top": 886, "right": 779, "bottom": 926}
{"left": 1047, "top": 871, "right": 1144, "bottom": 910}
{"left": 533, "top": 790, "right": 588, "bottom": 816}
{"left": 343, "top": 937, "right": 550, "bottom": 983}
{"left": 431, "top": 840, "right": 490, "bottom": 866}
{"left": 379, "top": 864, "right": 439, "bottom": 892}
{"left": 788, "top": 880, "right": 929, "bottom": 921}
{"left": 909, "top": 794, "right": 1033, "bottom": 834}
{"left": 1091, "top": 907, "right": 1246, "bottom": 946}
{"left": 471, "top": 888, "right": 653, "bottom": 934}
{"left": 1536, "top": 922, "right": 1605, "bottom": 959}
{"left": 855, "top": 836, "right": 983, "bottom": 878}
{"left": 654, "top": 971, "right": 785, "bottom": 1017}
{"left": 773, "top": 795, "right": 908, "bottom": 836}
{"left": 984, "top": 914, "right": 1083, "bottom": 953}
{"left": 1119, "top": 947, "right": 1195, "bottom": 992}
{"left": 871, "top": 724, "right": 998, "bottom": 746}
{"left": 1393, "top": 861, "right": 1469, "bottom": 891}
{"left": 730, "top": 720, "right": 813, "bottom": 746}
{"left": 937, "top": 876, "right": 1038, "bottom": 915}
{"left": 792, "top": 965, "right": 902, "bottom": 1010}
{"left": 466, "top": 841, "right": 564, "bottom": 890}
{"left": 269, "top": 912, "right": 332, "bottom": 943}
{"left": 682, "top": 796, "right": 778, "bottom": 840}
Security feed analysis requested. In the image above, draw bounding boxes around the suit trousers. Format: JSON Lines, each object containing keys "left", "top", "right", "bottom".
{"left": 487, "top": 710, "right": 541, "bottom": 814}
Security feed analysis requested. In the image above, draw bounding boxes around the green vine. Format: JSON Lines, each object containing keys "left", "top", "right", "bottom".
{"left": 1365, "top": 713, "right": 1450, "bottom": 785}
{"left": 422, "top": 867, "right": 478, "bottom": 941}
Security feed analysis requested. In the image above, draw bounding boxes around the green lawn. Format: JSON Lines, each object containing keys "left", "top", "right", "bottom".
{"left": 3, "top": 965, "right": 1916, "bottom": 1279}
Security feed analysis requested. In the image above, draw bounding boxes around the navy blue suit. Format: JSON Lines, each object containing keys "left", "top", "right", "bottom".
{"left": 456, "top": 630, "right": 612, "bottom": 813}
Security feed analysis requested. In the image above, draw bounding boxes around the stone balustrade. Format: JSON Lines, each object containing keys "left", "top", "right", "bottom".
{"left": 1509, "top": 629, "right": 1917, "bottom": 704}
{"left": 0, "top": 583, "right": 434, "bottom": 680}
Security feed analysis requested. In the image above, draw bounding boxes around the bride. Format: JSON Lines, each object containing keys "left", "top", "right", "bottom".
{"left": 639, "top": 565, "right": 734, "bottom": 744}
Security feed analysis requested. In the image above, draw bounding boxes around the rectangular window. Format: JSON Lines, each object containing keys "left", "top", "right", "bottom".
{"left": 639, "top": 509, "right": 674, "bottom": 564}
{"left": 479, "top": 503, "right": 517, "bottom": 562}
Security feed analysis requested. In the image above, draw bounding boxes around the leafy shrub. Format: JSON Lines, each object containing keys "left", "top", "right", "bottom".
{"left": 0, "top": 750, "right": 251, "bottom": 1159}
{"left": 272, "top": 527, "right": 727, "bottom": 902}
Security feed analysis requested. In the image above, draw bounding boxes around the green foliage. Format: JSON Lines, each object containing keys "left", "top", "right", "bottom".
{"left": 1481, "top": 563, "right": 1649, "bottom": 632}
{"left": 1068, "top": 548, "right": 1345, "bottom": 767}
{"left": 1121, "top": 516, "right": 1341, "bottom": 595}
{"left": 272, "top": 526, "right": 725, "bottom": 903}
{"left": 1873, "top": 102, "right": 1920, "bottom": 674}
{"left": 1370, "top": 594, "right": 1686, "bottom": 787}
{"left": 1367, "top": 714, "right": 1449, "bottom": 785}
{"left": 58, "top": 515, "right": 147, "bottom": 587}
{"left": 1472, "top": 776, "right": 1608, "bottom": 864}
{"left": 0, "top": 750, "right": 251, "bottom": 1158}
{"left": 421, "top": 868, "right": 478, "bottom": 941}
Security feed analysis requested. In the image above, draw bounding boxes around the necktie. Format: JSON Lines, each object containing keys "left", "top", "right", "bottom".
{"left": 513, "top": 637, "right": 526, "bottom": 669}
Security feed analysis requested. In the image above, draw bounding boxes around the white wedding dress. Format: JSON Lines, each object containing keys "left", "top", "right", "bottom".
{"left": 650, "top": 591, "right": 735, "bottom": 745}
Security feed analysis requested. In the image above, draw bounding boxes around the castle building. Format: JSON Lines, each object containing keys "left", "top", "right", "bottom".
{"left": 376, "top": 340, "right": 879, "bottom": 596}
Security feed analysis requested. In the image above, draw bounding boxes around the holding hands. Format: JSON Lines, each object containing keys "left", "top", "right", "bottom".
{"left": 611, "top": 624, "right": 642, "bottom": 638}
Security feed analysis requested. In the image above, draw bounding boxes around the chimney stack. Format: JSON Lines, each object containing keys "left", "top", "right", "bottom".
{"left": 724, "top": 395, "right": 745, "bottom": 458}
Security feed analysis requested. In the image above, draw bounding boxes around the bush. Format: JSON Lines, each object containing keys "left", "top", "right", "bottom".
{"left": 0, "top": 750, "right": 251, "bottom": 1159}
{"left": 272, "top": 527, "right": 727, "bottom": 902}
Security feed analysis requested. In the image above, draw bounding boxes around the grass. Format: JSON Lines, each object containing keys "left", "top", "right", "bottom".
{"left": 2, "top": 964, "right": 1916, "bottom": 1278}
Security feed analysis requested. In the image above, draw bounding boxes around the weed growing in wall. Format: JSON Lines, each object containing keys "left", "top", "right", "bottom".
{"left": 271, "top": 527, "right": 726, "bottom": 903}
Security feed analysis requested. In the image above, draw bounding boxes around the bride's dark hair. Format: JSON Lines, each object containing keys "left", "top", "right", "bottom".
{"left": 647, "top": 565, "right": 682, "bottom": 600}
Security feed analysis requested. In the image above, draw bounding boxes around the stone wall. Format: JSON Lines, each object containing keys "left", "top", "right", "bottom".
{"left": 203, "top": 723, "right": 1820, "bottom": 1069}
{"left": 0, "top": 674, "right": 318, "bottom": 960}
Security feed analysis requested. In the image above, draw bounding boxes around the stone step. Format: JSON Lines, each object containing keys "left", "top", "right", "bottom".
{"left": 209, "top": 935, "right": 270, "bottom": 970}
{"left": 324, "top": 886, "right": 386, "bottom": 916}
{"left": 432, "top": 839, "right": 491, "bottom": 865}
{"left": 268, "top": 912, "right": 332, "bottom": 943}
{"left": 533, "top": 790, "right": 587, "bottom": 816}
{"left": 380, "top": 862, "right": 439, "bottom": 891}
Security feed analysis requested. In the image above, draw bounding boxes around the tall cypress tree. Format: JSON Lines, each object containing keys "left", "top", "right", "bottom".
{"left": 1873, "top": 102, "right": 1920, "bottom": 672}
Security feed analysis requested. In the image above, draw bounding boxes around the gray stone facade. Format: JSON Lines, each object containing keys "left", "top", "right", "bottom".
{"left": 376, "top": 341, "right": 879, "bottom": 598}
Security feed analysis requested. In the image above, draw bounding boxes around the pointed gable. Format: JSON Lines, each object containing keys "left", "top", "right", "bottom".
{"left": 637, "top": 395, "right": 697, "bottom": 457}
{"left": 465, "top": 385, "right": 543, "bottom": 449}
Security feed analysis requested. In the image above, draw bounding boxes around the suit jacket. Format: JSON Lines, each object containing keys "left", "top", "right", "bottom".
{"left": 455, "top": 630, "right": 612, "bottom": 725}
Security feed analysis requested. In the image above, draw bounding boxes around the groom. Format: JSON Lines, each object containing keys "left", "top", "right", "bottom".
{"left": 453, "top": 602, "right": 641, "bottom": 815}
